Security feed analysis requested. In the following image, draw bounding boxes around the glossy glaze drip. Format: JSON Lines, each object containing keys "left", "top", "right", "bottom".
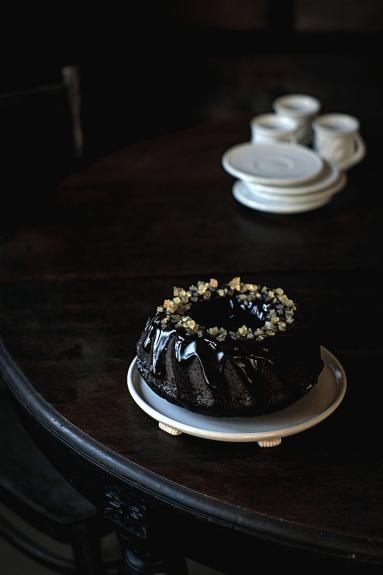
{"left": 144, "top": 321, "right": 175, "bottom": 376}
{"left": 175, "top": 336, "right": 227, "bottom": 390}
{"left": 138, "top": 290, "right": 323, "bottom": 415}
{"left": 144, "top": 314, "right": 276, "bottom": 391}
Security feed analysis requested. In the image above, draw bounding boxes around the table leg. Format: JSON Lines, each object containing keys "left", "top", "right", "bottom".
{"left": 118, "top": 530, "right": 188, "bottom": 575}
{"left": 104, "top": 485, "right": 188, "bottom": 575}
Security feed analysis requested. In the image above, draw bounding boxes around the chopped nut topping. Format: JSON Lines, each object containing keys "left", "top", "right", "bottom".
{"left": 229, "top": 276, "right": 241, "bottom": 290}
{"left": 163, "top": 299, "right": 175, "bottom": 312}
{"left": 238, "top": 325, "right": 249, "bottom": 336}
{"left": 156, "top": 278, "right": 296, "bottom": 342}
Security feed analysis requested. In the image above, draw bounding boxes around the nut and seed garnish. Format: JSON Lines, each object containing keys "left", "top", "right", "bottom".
{"left": 155, "top": 278, "right": 296, "bottom": 342}
{"left": 208, "top": 327, "right": 219, "bottom": 336}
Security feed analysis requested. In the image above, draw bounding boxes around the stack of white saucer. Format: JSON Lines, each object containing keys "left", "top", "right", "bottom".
{"left": 222, "top": 94, "right": 365, "bottom": 214}
{"left": 222, "top": 142, "right": 347, "bottom": 214}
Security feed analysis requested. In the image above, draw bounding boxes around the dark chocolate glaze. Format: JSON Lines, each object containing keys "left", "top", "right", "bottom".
{"left": 137, "top": 295, "right": 323, "bottom": 416}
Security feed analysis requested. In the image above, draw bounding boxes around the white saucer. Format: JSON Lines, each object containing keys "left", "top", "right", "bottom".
{"left": 232, "top": 177, "right": 346, "bottom": 213}
{"left": 233, "top": 183, "right": 331, "bottom": 213}
{"left": 246, "top": 160, "right": 341, "bottom": 197}
{"left": 245, "top": 181, "right": 342, "bottom": 205}
{"left": 127, "top": 347, "right": 346, "bottom": 446}
{"left": 237, "top": 175, "right": 347, "bottom": 207}
{"left": 222, "top": 142, "right": 323, "bottom": 186}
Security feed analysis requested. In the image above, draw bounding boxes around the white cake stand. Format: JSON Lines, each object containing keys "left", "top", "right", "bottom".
{"left": 127, "top": 346, "right": 346, "bottom": 447}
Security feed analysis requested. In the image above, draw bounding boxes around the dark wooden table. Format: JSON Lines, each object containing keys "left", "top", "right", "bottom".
{"left": 1, "top": 121, "right": 382, "bottom": 574}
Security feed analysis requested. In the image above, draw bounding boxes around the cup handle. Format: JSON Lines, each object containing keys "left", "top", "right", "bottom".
{"left": 341, "top": 134, "right": 366, "bottom": 169}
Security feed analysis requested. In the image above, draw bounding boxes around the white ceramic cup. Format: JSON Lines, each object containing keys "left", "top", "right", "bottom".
{"left": 312, "top": 114, "right": 366, "bottom": 170}
{"left": 273, "top": 94, "right": 321, "bottom": 145}
{"left": 250, "top": 113, "right": 299, "bottom": 144}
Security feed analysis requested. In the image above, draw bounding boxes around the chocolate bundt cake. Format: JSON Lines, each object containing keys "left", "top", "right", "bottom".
{"left": 136, "top": 277, "right": 323, "bottom": 416}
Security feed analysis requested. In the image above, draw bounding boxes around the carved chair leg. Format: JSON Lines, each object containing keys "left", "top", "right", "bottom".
{"left": 71, "top": 522, "right": 104, "bottom": 575}
{"left": 117, "top": 530, "right": 188, "bottom": 575}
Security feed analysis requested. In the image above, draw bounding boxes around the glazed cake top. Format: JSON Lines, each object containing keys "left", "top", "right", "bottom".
{"left": 155, "top": 277, "right": 296, "bottom": 343}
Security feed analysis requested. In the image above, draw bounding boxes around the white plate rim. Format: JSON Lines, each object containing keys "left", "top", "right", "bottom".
{"left": 233, "top": 186, "right": 329, "bottom": 213}
{"left": 247, "top": 184, "right": 339, "bottom": 204}
{"left": 127, "top": 347, "right": 347, "bottom": 443}
{"left": 236, "top": 175, "right": 347, "bottom": 207}
{"left": 222, "top": 142, "right": 323, "bottom": 186}
{"left": 245, "top": 160, "right": 340, "bottom": 196}
{"left": 232, "top": 176, "right": 346, "bottom": 213}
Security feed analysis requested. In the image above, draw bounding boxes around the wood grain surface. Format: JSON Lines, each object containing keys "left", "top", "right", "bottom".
{"left": 1, "top": 120, "right": 382, "bottom": 569}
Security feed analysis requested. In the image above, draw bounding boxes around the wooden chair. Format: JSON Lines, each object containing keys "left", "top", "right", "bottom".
{"left": 0, "top": 67, "right": 117, "bottom": 573}
{"left": 0, "top": 378, "right": 119, "bottom": 574}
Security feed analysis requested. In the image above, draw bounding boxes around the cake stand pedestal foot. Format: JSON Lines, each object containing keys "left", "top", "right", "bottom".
{"left": 159, "top": 422, "right": 183, "bottom": 436}
{"left": 257, "top": 437, "right": 282, "bottom": 448}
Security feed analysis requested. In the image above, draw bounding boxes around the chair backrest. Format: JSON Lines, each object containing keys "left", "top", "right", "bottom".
{"left": 0, "top": 66, "right": 80, "bottom": 231}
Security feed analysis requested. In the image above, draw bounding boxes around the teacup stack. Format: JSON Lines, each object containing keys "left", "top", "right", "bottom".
{"left": 222, "top": 94, "right": 365, "bottom": 214}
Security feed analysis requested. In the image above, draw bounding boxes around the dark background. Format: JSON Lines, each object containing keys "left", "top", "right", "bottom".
{"left": 1, "top": 4, "right": 383, "bottom": 573}
{"left": 1, "top": 0, "right": 382, "bottom": 219}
